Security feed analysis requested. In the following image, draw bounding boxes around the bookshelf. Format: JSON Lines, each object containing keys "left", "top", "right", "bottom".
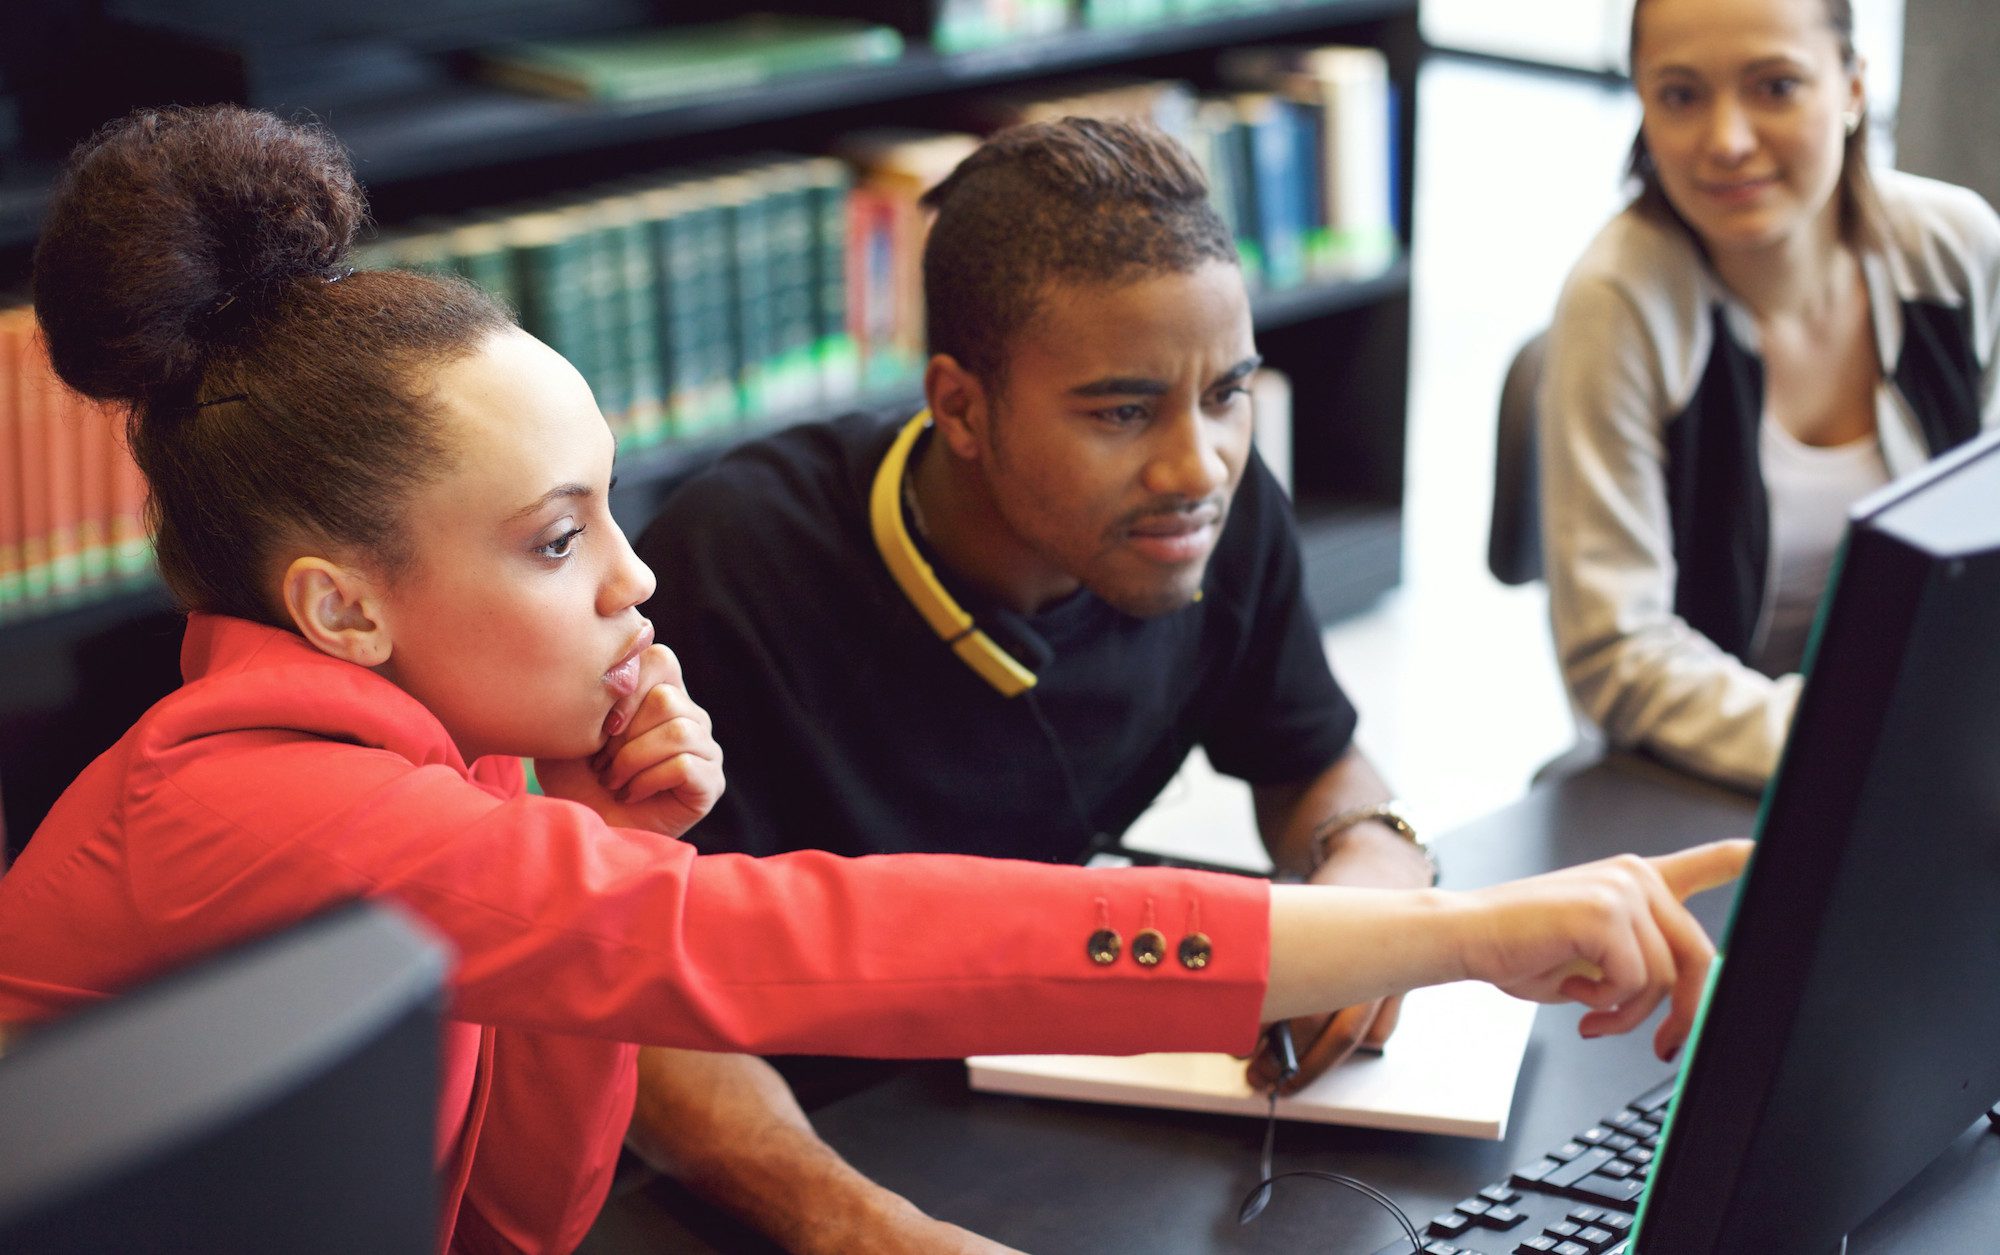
{"left": 0, "top": 0, "right": 1421, "bottom": 851}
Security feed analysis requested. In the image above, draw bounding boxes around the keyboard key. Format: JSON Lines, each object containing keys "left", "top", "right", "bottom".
{"left": 1549, "top": 1140, "right": 1587, "bottom": 1162}
{"left": 1456, "top": 1198, "right": 1493, "bottom": 1217}
{"left": 1431, "top": 1212, "right": 1473, "bottom": 1237}
{"left": 1599, "top": 1214, "right": 1634, "bottom": 1234}
{"left": 1571, "top": 1173, "right": 1646, "bottom": 1206}
{"left": 1577, "top": 1226, "right": 1616, "bottom": 1249}
{"left": 1546, "top": 1221, "right": 1582, "bottom": 1239}
{"left": 1553, "top": 1242, "right": 1591, "bottom": 1255}
{"left": 1598, "top": 1160, "right": 1635, "bottom": 1180}
{"left": 1421, "top": 1243, "right": 1461, "bottom": 1254}
{"left": 1566, "top": 1206, "right": 1604, "bottom": 1224}
{"left": 1604, "top": 1132, "right": 1638, "bottom": 1152}
{"left": 1630, "top": 1077, "right": 1677, "bottom": 1114}
{"left": 1545, "top": 1148, "right": 1617, "bottom": 1188}
{"left": 1510, "top": 1158, "right": 1561, "bottom": 1187}
{"left": 1575, "top": 1126, "right": 1614, "bottom": 1146}
{"left": 1513, "top": 1239, "right": 1558, "bottom": 1253}
{"left": 1632, "top": 1119, "right": 1660, "bottom": 1139}
{"left": 1482, "top": 1205, "right": 1527, "bottom": 1230}
{"left": 1622, "top": 1148, "right": 1654, "bottom": 1166}
{"left": 1480, "top": 1185, "right": 1522, "bottom": 1205}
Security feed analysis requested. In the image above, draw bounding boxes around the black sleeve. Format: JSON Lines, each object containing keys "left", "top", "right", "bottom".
{"left": 1197, "top": 454, "right": 1360, "bottom": 786}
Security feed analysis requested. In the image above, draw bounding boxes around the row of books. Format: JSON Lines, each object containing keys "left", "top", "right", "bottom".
{"left": 356, "top": 50, "right": 1394, "bottom": 453}
{"left": 0, "top": 307, "right": 150, "bottom": 619}
{"left": 353, "top": 149, "right": 940, "bottom": 453}
{"left": 965, "top": 49, "right": 1400, "bottom": 287}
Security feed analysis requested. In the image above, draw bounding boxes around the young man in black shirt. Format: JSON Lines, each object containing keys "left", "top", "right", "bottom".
{"left": 626, "top": 118, "right": 1435, "bottom": 1254}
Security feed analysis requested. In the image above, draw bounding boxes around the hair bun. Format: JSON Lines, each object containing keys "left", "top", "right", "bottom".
{"left": 31, "top": 105, "right": 367, "bottom": 405}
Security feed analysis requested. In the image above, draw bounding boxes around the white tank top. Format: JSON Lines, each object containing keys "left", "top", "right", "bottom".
{"left": 1755, "top": 416, "right": 1892, "bottom": 676}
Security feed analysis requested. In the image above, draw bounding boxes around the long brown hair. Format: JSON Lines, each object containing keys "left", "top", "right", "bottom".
{"left": 32, "top": 105, "right": 512, "bottom": 625}
{"left": 1624, "top": 0, "right": 1882, "bottom": 249}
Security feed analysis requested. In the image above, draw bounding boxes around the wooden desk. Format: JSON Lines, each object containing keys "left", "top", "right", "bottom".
{"left": 581, "top": 756, "right": 2000, "bottom": 1253}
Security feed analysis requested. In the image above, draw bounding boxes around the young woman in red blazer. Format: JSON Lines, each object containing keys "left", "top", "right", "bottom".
{"left": 0, "top": 106, "right": 1745, "bottom": 1254}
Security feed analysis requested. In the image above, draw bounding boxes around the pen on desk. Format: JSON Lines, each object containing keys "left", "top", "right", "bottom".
{"left": 1269, "top": 1020, "right": 1299, "bottom": 1090}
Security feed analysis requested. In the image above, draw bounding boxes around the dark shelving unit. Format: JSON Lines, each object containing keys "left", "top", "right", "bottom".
{"left": 0, "top": 0, "right": 1421, "bottom": 850}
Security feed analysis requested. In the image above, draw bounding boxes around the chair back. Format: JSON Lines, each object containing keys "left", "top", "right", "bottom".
{"left": 1488, "top": 332, "right": 1550, "bottom": 585}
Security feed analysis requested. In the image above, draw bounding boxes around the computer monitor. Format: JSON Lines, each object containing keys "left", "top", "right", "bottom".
{"left": 1632, "top": 426, "right": 2000, "bottom": 1253}
{"left": 0, "top": 902, "right": 447, "bottom": 1254}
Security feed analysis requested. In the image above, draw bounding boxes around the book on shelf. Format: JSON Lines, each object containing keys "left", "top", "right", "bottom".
{"left": 1220, "top": 43, "right": 1400, "bottom": 279}
{"left": 0, "top": 305, "right": 150, "bottom": 619}
{"left": 834, "top": 129, "right": 980, "bottom": 393}
{"left": 474, "top": 17, "right": 905, "bottom": 104}
{"left": 933, "top": 0, "right": 1069, "bottom": 52}
{"left": 355, "top": 149, "right": 889, "bottom": 452}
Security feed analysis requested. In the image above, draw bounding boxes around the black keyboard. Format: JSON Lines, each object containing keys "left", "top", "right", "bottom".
{"left": 1369, "top": 1075, "right": 1676, "bottom": 1255}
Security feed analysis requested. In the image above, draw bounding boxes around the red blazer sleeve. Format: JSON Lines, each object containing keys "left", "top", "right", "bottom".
{"left": 137, "top": 730, "right": 1269, "bottom": 1060}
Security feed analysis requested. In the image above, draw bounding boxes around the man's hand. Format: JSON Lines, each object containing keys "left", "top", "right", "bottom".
{"left": 1247, "top": 818, "right": 1429, "bottom": 1093}
{"left": 628, "top": 1048, "right": 1022, "bottom": 1255}
{"left": 536, "top": 644, "right": 724, "bottom": 838}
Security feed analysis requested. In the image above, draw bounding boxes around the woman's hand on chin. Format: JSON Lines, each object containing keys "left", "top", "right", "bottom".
{"left": 537, "top": 644, "right": 725, "bottom": 838}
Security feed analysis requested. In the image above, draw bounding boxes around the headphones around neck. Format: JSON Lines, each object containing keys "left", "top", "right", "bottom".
{"left": 868, "top": 412, "right": 1041, "bottom": 698}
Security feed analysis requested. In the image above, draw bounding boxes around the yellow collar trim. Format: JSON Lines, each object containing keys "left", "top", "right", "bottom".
{"left": 869, "top": 412, "right": 1038, "bottom": 697}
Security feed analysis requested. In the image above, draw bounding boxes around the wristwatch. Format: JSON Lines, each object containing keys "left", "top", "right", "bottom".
{"left": 1309, "top": 799, "right": 1439, "bottom": 886}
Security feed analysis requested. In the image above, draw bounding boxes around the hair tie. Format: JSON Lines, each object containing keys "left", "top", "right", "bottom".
{"left": 324, "top": 265, "right": 356, "bottom": 284}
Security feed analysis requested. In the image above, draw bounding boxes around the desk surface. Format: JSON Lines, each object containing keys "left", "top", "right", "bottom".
{"left": 581, "top": 756, "right": 2000, "bottom": 1254}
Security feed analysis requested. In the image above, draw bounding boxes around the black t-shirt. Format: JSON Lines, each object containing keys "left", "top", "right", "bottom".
{"left": 636, "top": 412, "right": 1359, "bottom": 863}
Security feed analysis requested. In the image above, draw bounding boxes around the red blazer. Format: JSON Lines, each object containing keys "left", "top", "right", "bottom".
{"left": 0, "top": 615, "right": 1269, "bottom": 1253}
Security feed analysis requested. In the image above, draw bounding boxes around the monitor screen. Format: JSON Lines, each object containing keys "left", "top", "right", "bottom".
{"left": 0, "top": 902, "right": 447, "bottom": 1254}
{"left": 1633, "top": 426, "right": 2000, "bottom": 1252}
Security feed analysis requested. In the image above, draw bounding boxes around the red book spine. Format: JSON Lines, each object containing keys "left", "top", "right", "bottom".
{"left": 109, "top": 407, "right": 149, "bottom": 578}
{"left": 11, "top": 311, "right": 51, "bottom": 605}
{"left": 0, "top": 309, "right": 24, "bottom": 612}
{"left": 31, "top": 323, "right": 84, "bottom": 598}
{"left": 74, "top": 381, "right": 112, "bottom": 587}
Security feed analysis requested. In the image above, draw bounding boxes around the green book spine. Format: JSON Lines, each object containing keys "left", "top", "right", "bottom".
{"left": 604, "top": 197, "right": 667, "bottom": 449}
{"left": 661, "top": 186, "right": 739, "bottom": 437}
{"left": 805, "top": 159, "right": 859, "bottom": 404}
{"left": 764, "top": 166, "right": 821, "bottom": 416}
{"left": 507, "top": 210, "right": 600, "bottom": 416}
{"left": 565, "top": 205, "right": 631, "bottom": 441}
{"left": 643, "top": 184, "right": 691, "bottom": 439}
{"left": 722, "top": 176, "right": 776, "bottom": 422}
{"left": 449, "top": 219, "right": 520, "bottom": 314}
{"left": 696, "top": 196, "right": 744, "bottom": 432}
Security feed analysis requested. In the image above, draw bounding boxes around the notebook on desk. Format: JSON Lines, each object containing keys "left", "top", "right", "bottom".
{"left": 967, "top": 980, "right": 1537, "bottom": 1139}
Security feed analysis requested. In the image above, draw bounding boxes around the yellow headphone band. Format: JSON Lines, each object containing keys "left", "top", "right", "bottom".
{"left": 869, "top": 412, "right": 1039, "bottom": 697}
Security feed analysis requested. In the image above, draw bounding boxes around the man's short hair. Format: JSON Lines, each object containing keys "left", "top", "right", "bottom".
{"left": 920, "top": 116, "right": 1237, "bottom": 387}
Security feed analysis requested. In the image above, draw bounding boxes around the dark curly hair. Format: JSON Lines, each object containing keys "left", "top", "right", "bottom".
{"left": 920, "top": 116, "right": 1236, "bottom": 388}
{"left": 32, "top": 105, "right": 512, "bottom": 625}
